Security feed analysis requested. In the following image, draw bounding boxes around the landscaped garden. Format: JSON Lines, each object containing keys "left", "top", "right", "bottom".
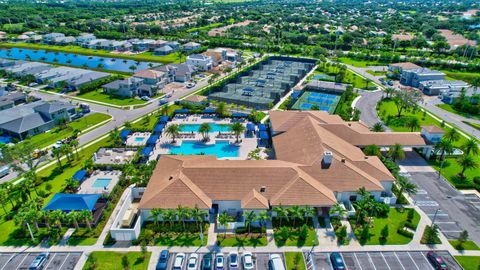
{"left": 76, "top": 89, "right": 147, "bottom": 106}
{"left": 437, "top": 103, "right": 479, "bottom": 120}
{"left": 454, "top": 256, "right": 480, "bottom": 270}
{"left": 272, "top": 206, "right": 318, "bottom": 247}
{"left": 135, "top": 220, "right": 209, "bottom": 247}
{"left": 83, "top": 251, "right": 151, "bottom": 270}
{"left": 216, "top": 210, "right": 268, "bottom": 247}
{"left": 313, "top": 62, "right": 376, "bottom": 90}
{"left": 285, "top": 252, "right": 307, "bottom": 270}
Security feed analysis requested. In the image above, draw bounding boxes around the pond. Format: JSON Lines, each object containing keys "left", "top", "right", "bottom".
{"left": 0, "top": 47, "right": 160, "bottom": 73}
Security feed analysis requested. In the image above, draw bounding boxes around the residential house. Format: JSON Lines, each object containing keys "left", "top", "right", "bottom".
{"left": 388, "top": 62, "right": 421, "bottom": 73}
{"left": 155, "top": 63, "right": 195, "bottom": 83}
{"left": 102, "top": 77, "right": 144, "bottom": 97}
{"left": 43, "top": 33, "right": 66, "bottom": 44}
{"left": 53, "top": 36, "right": 76, "bottom": 45}
{"left": 133, "top": 69, "right": 167, "bottom": 91}
{"left": 203, "top": 48, "right": 226, "bottom": 66}
{"left": 154, "top": 45, "right": 174, "bottom": 56}
{"left": 76, "top": 33, "right": 96, "bottom": 46}
{"left": 183, "top": 42, "right": 201, "bottom": 51}
{"left": 129, "top": 39, "right": 155, "bottom": 51}
{"left": 400, "top": 68, "right": 446, "bottom": 87}
{"left": 186, "top": 54, "right": 213, "bottom": 71}
{"left": 0, "top": 92, "right": 27, "bottom": 111}
{"left": 149, "top": 40, "right": 168, "bottom": 51}
{"left": 0, "top": 100, "right": 76, "bottom": 140}
{"left": 166, "top": 41, "right": 180, "bottom": 51}
{"left": 421, "top": 126, "right": 445, "bottom": 144}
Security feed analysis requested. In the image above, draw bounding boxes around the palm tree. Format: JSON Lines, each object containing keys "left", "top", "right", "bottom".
{"left": 434, "top": 139, "right": 454, "bottom": 161}
{"left": 190, "top": 206, "right": 207, "bottom": 231}
{"left": 176, "top": 205, "right": 190, "bottom": 231}
{"left": 163, "top": 209, "right": 176, "bottom": 228}
{"left": 50, "top": 210, "right": 65, "bottom": 229}
{"left": 462, "top": 138, "right": 479, "bottom": 155}
{"left": 273, "top": 206, "right": 289, "bottom": 227}
{"left": 42, "top": 211, "right": 52, "bottom": 229}
{"left": 357, "top": 187, "right": 371, "bottom": 200}
{"left": 395, "top": 175, "right": 417, "bottom": 195}
{"left": 67, "top": 211, "right": 80, "bottom": 229}
{"left": 363, "top": 144, "right": 381, "bottom": 157}
{"left": 384, "top": 87, "right": 395, "bottom": 99}
{"left": 329, "top": 202, "right": 347, "bottom": 219}
{"left": 457, "top": 155, "right": 479, "bottom": 179}
{"left": 444, "top": 128, "right": 460, "bottom": 143}
{"left": 80, "top": 210, "right": 93, "bottom": 230}
{"left": 198, "top": 123, "right": 212, "bottom": 141}
{"left": 215, "top": 102, "right": 228, "bottom": 117}
{"left": 257, "top": 211, "right": 269, "bottom": 231}
{"left": 109, "top": 127, "right": 122, "bottom": 145}
{"left": 388, "top": 143, "right": 405, "bottom": 162}
{"left": 371, "top": 122, "right": 385, "bottom": 132}
{"left": 243, "top": 211, "right": 257, "bottom": 234}
{"left": 218, "top": 212, "right": 231, "bottom": 237}
{"left": 288, "top": 206, "right": 303, "bottom": 227}
{"left": 405, "top": 117, "right": 420, "bottom": 131}
{"left": 165, "top": 124, "right": 180, "bottom": 143}
{"left": 149, "top": 208, "right": 162, "bottom": 226}
{"left": 65, "top": 178, "right": 79, "bottom": 192}
{"left": 230, "top": 122, "right": 246, "bottom": 143}
{"left": 0, "top": 188, "right": 8, "bottom": 215}
{"left": 69, "top": 139, "right": 80, "bottom": 159}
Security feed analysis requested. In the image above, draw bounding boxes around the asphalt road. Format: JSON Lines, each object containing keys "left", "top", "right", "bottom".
{"left": 354, "top": 90, "right": 384, "bottom": 128}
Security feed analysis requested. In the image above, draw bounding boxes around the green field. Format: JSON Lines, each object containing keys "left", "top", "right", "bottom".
{"left": 21, "top": 113, "right": 111, "bottom": 149}
{"left": 217, "top": 234, "right": 268, "bottom": 247}
{"left": 0, "top": 42, "right": 184, "bottom": 64}
{"left": 315, "top": 64, "right": 375, "bottom": 89}
{"left": 83, "top": 251, "right": 151, "bottom": 270}
{"left": 437, "top": 104, "right": 480, "bottom": 120}
{"left": 454, "top": 256, "right": 480, "bottom": 270}
{"left": 76, "top": 90, "right": 146, "bottom": 106}
{"left": 440, "top": 70, "right": 480, "bottom": 84}
{"left": 337, "top": 57, "right": 388, "bottom": 68}
{"left": 285, "top": 252, "right": 307, "bottom": 270}
{"left": 449, "top": 240, "right": 480, "bottom": 250}
{"left": 187, "top": 22, "right": 222, "bottom": 33}
{"left": 366, "top": 70, "right": 388, "bottom": 76}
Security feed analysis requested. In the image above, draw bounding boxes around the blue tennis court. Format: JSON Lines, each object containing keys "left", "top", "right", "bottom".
{"left": 292, "top": 90, "right": 340, "bottom": 113}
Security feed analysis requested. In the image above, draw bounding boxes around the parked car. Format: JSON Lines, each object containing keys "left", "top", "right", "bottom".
{"left": 215, "top": 253, "right": 225, "bottom": 270}
{"left": 243, "top": 252, "right": 254, "bottom": 270}
{"left": 387, "top": 80, "right": 394, "bottom": 86}
{"left": 187, "top": 253, "right": 199, "bottom": 270}
{"left": 80, "top": 103, "right": 90, "bottom": 113}
{"left": 141, "top": 96, "right": 151, "bottom": 101}
{"left": 330, "top": 252, "right": 346, "bottom": 270}
{"left": 173, "top": 253, "right": 186, "bottom": 270}
{"left": 0, "top": 165, "right": 10, "bottom": 178}
{"left": 156, "top": 250, "right": 169, "bottom": 270}
{"left": 201, "top": 253, "right": 213, "bottom": 270}
{"left": 159, "top": 98, "right": 168, "bottom": 105}
{"left": 52, "top": 140, "right": 63, "bottom": 149}
{"left": 229, "top": 252, "right": 239, "bottom": 270}
{"left": 268, "top": 254, "right": 285, "bottom": 270}
{"left": 427, "top": 252, "right": 448, "bottom": 270}
{"left": 29, "top": 252, "right": 49, "bottom": 270}
{"left": 186, "top": 82, "right": 195, "bottom": 88}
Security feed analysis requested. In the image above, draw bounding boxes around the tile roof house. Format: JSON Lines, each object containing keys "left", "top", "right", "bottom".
{"left": 186, "top": 54, "right": 213, "bottom": 71}
{"left": 102, "top": 77, "right": 145, "bottom": 97}
{"left": 154, "top": 45, "right": 174, "bottom": 56}
{"left": 139, "top": 110, "right": 428, "bottom": 215}
{"left": 155, "top": 63, "right": 195, "bottom": 83}
{"left": 388, "top": 62, "right": 421, "bottom": 73}
{"left": 183, "top": 42, "right": 201, "bottom": 51}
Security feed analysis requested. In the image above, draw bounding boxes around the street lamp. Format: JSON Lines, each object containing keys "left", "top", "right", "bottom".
{"left": 431, "top": 208, "right": 441, "bottom": 226}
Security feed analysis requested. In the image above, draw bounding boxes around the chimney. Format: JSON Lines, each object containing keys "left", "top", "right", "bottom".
{"left": 322, "top": 151, "right": 333, "bottom": 168}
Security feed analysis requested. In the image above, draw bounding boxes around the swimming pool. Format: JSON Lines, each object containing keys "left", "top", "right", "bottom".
{"left": 167, "top": 140, "right": 239, "bottom": 158}
{"left": 179, "top": 123, "right": 232, "bottom": 133}
{"left": 92, "top": 178, "right": 112, "bottom": 188}
{"left": 134, "top": 137, "right": 146, "bottom": 142}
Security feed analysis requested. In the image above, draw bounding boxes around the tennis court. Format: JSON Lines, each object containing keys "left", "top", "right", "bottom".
{"left": 292, "top": 90, "right": 340, "bottom": 113}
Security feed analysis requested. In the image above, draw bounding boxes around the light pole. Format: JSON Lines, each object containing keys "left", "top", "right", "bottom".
{"left": 431, "top": 208, "right": 440, "bottom": 226}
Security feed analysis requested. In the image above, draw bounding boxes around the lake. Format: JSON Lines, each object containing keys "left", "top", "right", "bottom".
{"left": 0, "top": 47, "right": 161, "bottom": 73}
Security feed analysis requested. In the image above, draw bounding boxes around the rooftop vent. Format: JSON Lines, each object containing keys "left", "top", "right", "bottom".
{"left": 169, "top": 176, "right": 174, "bottom": 180}
{"left": 341, "top": 158, "right": 346, "bottom": 163}
{"left": 321, "top": 151, "right": 333, "bottom": 168}
{"left": 364, "top": 156, "right": 369, "bottom": 159}
{"left": 260, "top": 186, "right": 267, "bottom": 193}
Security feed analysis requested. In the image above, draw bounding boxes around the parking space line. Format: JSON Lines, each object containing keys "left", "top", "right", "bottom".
{"left": 327, "top": 254, "right": 334, "bottom": 270}
{"left": 44, "top": 253, "right": 57, "bottom": 269}
{"left": 16, "top": 254, "right": 29, "bottom": 270}
{"left": 420, "top": 252, "right": 434, "bottom": 269}
{"left": 407, "top": 252, "right": 420, "bottom": 270}
{"left": 427, "top": 213, "right": 448, "bottom": 216}
{"left": 0, "top": 254, "right": 16, "bottom": 270}
{"left": 367, "top": 253, "right": 377, "bottom": 270}
{"left": 354, "top": 253, "right": 363, "bottom": 270}
{"left": 440, "top": 230, "right": 463, "bottom": 233}
{"left": 339, "top": 253, "right": 349, "bottom": 270}
{"left": 393, "top": 253, "right": 406, "bottom": 270}
{"left": 434, "top": 221, "right": 456, "bottom": 224}
{"left": 58, "top": 253, "right": 70, "bottom": 270}
{"left": 380, "top": 253, "right": 392, "bottom": 270}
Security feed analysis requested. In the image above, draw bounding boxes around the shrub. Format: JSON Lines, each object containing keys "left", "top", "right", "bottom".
{"left": 335, "top": 225, "right": 347, "bottom": 243}
{"left": 397, "top": 227, "right": 414, "bottom": 238}
{"left": 103, "top": 232, "right": 116, "bottom": 246}
{"left": 407, "top": 209, "right": 415, "bottom": 222}
{"left": 380, "top": 225, "right": 389, "bottom": 240}
{"left": 376, "top": 203, "right": 390, "bottom": 217}
{"left": 473, "top": 176, "right": 480, "bottom": 185}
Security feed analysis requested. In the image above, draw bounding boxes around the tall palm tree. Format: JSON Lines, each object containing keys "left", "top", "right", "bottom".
{"left": 165, "top": 124, "right": 180, "bottom": 143}
{"left": 405, "top": 117, "right": 420, "bottom": 131}
{"left": 230, "top": 122, "right": 246, "bottom": 143}
{"left": 69, "top": 139, "right": 80, "bottom": 159}
{"left": 218, "top": 212, "right": 231, "bottom": 237}
{"left": 388, "top": 143, "right": 405, "bottom": 162}
{"left": 363, "top": 144, "right": 381, "bottom": 157}
{"left": 163, "top": 209, "right": 176, "bottom": 228}
{"left": 457, "top": 155, "right": 479, "bottom": 179}
{"left": 109, "top": 127, "right": 122, "bottom": 145}
{"left": 67, "top": 211, "right": 80, "bottom": 229}
{"left": 329, "top": 202, "right": 347, "bottom": 218}
{"left": 395, "top": 175, "right": 417, "bottom": 195}
{"left": 462, "top": 138, "right": 479, "bottom": 155}
{"left": 273, "top": 206, "right": 289, "bottom": 227}
{"left": 257, "top": 211, "right": 269, "bottom": 231}
{"left": 198, "top": 123, "right": 212, "bottom": 141}
{"left": 444, "top": 128, "right": 460, "bottom": 143}
{"left": 356, "top": 187, "right": 371, "bottom": 200}
{"left": 80, "top": 210, "right": 93, "bottom": 230}
{"left": 176, "top": 205, "right": 190, "bottom": 231}
{"left": 190, "top": 206, "right": 207, "bottom": 231}
{"left": 42, "top": 210, "right": 52, "bottom": 230}
{"left": 149, "top": 208, "right": 162, "bottom": 226}
{"left": 288, "top": 206, "right": 303, "bottom": 227}
{"left": 51, "top": 147, "right": 63, "bottom": 169}
{"left": 50, "top": 210, "right": 65, "bottom": 229}
{"left": 384, "top": 87, "right": 395, "bottom": 99}
{"left": 243, "top": 211, "right": 257, "bottom": 234}
{"left": 371, "top": 122, "right": 385, "bottom": 132}
{"left": 434, "top": 139, "right": 454, "bottom": 161}
{"left": 215, "top": 102, "right": 228, "bottom": 117}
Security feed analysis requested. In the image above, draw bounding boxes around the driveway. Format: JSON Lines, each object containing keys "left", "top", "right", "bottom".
{"left": 397, "top": 151, "right": 435, "bottom": 173}
{"left": 354, "top": 90, "right": 385, "bottom": 128}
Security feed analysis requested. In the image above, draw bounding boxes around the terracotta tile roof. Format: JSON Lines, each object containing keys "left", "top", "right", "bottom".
{"left": 241, "top": 189, "right": 270, "bottom": 209}
{"left": 133, "top": 69, "right": 165, "bottom": 80}
{"left": 422, "top": 125, "right": 444, "bottom": 134}
{"left": 184, "top": 95, "right": 207, "bottom": 103}
{"left": 388, "top": 62, "right": 421, "bottom": 70}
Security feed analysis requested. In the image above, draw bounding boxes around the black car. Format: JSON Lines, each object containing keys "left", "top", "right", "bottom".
{"left": 156, "top": 250, "right": 169, "bottom": 270}
{"left": 202, "top": 253, "right": 213, "bottom": 270}
{"left": 330, "top": 252, "right": 346, "bottom": 270}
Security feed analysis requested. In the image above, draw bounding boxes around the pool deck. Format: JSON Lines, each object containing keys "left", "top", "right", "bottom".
{"left": 125, "top": 132, "right": 151, "bottom": 147}
{"left": 78, "top": 170, "right": 121, "bottom": 195}
{"left": 150, "top": 115, "right": 259, "bottom": 160}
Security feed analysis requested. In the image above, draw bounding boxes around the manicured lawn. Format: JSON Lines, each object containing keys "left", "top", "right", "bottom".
{"left": 449, "top": 240, "right": 480, "bottom": 250}
{"left": 20, "top": 113, "right": 111, "bottom": 148}
{"left": 337, "top": 57, "right": 387, "bottom": 68}
{"left": 454, "top": 256, "right": 480, "bottom": 270}
{"left": 67, "top": 237, "right": 98, "bottom": 246}
{"left": 83, "top": 251, "right": 151, "bottom": 270}
{"left": 274, "top": 227, "right": 318, "bottom": 247}
{"left": 76, "top": 89, "right": 146, "bottom": 106}
{"left": 464, "top": 121, "right": 480, "bottom": 130}
{"left": 285, "top": 252, "right": 307, "bottom": 270}
{"left": 187, "top": 22, "right": 222, "bottom": 32}
{"left": 366, "top": 70, "right": 388, "bottom": 76}
{"left": 0, "top": 42, "right": 182, "bottom": 64}
{"left": 137, "top": 222, "right": 209, "bottom": 247}
{"left": 351, "top": 208, "right": 420, "bottom": 245}
{"left": 440, "top": 70, "right": 480, "bottom": 84}
{"left": 216, "top": 234, "right": 268, "bottom": 247}
{"left": 315, "top": 64, "right": 375, "bottom": 89}
{"left": 437, "top": 104, "right": 480, "bottom": 120}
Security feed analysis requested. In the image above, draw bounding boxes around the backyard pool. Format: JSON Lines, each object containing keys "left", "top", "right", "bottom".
{"left": 0, "top": 47, "right": 160, "bottom": 72}
{"left": 92, "top": 178, "right": 112, "bottom": 188}
{"left": 292, "top": 91, "right": 340, "bottom": 113}
{"left": 179, "top": 123, "right": 233, "bottom": 133}
{"left": 167, "top": 140, "right": 239, "bottom": 158}
{"left": 134, "top": 137, "right": 146, "bottom": 142}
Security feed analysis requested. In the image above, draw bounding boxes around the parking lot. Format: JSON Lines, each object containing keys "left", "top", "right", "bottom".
{"left": 0, "top": 252, "right": 81, "bottom": 270}
{"left": 310, "top": 251, "right": 462, "bottom": 270}
{"left": 167, "top": 252, "right": 283, "bottom": 270}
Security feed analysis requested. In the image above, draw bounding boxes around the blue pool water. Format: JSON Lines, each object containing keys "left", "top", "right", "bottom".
{"left": 92, "top": 178, "right": 112, "bottom": 188}
{"left": 0, "top": 48, "right": 160, "bottom": 72}
{"left": 134, "top": 137, "right": 146, "bottom": 142}
{"left": 179, "top": 123, "right": 232, "bottom": 133}
{"left": 167, "top": 140, "right": 239, "bottom": 158}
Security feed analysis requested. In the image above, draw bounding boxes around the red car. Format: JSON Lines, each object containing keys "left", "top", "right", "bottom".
{"left": 427, "top": 252, "right": 448, "bottom": 270}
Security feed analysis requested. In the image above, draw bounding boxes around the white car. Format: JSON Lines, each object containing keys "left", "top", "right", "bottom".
{"left": 141, "top": 96, "right": 151, "bottom": 101}
{"left": 243, "top": 252, "right": 254, "bottom": 270}
{"left": 52, "top": 140, "right": 63, "bottom": 149}
{"left": 229, "top": 252, "right": 239, "bottom": 270}
{"left": 173, "top": 253, "right": 186, "bottom": 270}
{"left": 215, "top": 253, "right": 225, "bottom": 270}
{"left": 187, "top": 253, "right": 199, "bottom": 270}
